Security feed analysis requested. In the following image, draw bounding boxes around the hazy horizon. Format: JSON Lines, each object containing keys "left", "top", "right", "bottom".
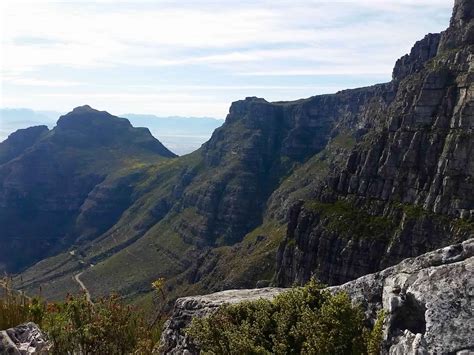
{"left": 1, "top": 0, "right": 452, "bottom": 118}
{"left": 0, "top": 107, "right": 224, "bottom": 155}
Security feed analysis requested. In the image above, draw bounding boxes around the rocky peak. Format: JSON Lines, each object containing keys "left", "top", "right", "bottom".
{"left": 393, "top": 0, "right": 474, "bottom": 81}
{"left": 56, "top": 105, "right": 132, "bottom": 131}
{"left": 71, "top": 104, "right": 97, "bottom": 114}
{"left": 225, "top": 97, "right": 272, "bottom": 124}
{"left": 51, "top": 106, "right": 176, "bottom": 157}
{"left": 452, "top": 0, "right": 474, "bottom": 26}
{"left": 392, "top": 34, "right": 441, "bottom": 81}
{"left": 439, "top": 0, "right": 474, "bottom": 51}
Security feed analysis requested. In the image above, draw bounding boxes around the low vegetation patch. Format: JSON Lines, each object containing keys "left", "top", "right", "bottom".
{"left": 394, "top": 202, "right": 474, "bottom": 235}
{"left": 0, "top": 278, "right": 40, "bottom": 330}
{"left": 187, "top": 279, "right": 385, "bottom": 354}
{"left": 0, "top": 277, "right": 160, "bottom": 354}
{"left": 304, "top": 200, "right": 394, "bottom": 241}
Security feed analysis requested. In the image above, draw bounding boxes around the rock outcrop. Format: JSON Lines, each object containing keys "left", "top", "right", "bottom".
{"left": 0, "top": 323, "right": 50, "bottom": 354}
{"left": 330, "top": 238, "right": 474, "bottom": 355}
{"left": 159, "top": 239, "right": 474, "bottom": 354}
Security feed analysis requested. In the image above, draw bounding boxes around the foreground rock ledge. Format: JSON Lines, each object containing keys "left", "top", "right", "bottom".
{"left": 158, "top": 239, "right": 474, "bottom": 354}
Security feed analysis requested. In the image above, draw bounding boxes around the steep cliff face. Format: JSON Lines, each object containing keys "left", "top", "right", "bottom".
{"left": 276, "top": 0, "right": 474, "bottom": 286}
{"left": 0, "top": 106, "right": 175, "bottom": 272}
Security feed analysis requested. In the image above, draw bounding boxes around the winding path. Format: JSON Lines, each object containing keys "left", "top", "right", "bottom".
{"left": 73, "top": 272, "right": 92, "bottom": 304}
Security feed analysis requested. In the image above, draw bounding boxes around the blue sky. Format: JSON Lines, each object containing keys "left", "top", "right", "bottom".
{"left": 0, "top": 0, "right": 452, "bottom": 118}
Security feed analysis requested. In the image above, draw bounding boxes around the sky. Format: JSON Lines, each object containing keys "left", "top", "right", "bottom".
{"left": 0, "top": 0, "right": 453, "bottom": 119}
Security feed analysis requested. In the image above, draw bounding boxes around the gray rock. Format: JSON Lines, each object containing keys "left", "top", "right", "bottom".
{"left": 159, "top": 239, "right": 473, "bottom": 354}
{"left": 0, "top": 323, "right": 50, "bottom": 354}
{"left": 330, "top": 238, "right": 474, "bottom": 354}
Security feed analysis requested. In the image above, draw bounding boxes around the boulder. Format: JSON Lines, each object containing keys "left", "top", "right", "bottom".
{"left": 0, "top": 323, "right": 50, "bottom": 354}
{"left": 330, "top": 238, "right": 474, "bottom": 354}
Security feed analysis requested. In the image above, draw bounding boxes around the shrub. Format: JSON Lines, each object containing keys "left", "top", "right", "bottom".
{"left": 1, "top": 279, "right": 160, "bottom": 354}
{"left": 43, "top": 294, "right": 154, "bottom": 354}
{"left": 366, "top": 310, "right": 386, "bottom": 355}
{"left": 187, "top": 279, "right": 384, "bottom": 354}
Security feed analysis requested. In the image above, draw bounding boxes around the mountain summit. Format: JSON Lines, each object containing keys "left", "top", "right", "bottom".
{"left": 53, "top": 106, "right": 176, "bottom": 157}
{"left": 0, "top": 107, "right": 175, "bottom": 271}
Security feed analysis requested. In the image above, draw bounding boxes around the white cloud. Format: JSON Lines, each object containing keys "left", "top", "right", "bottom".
{"left": 0, "top": 0, "right": 453, "bottom": 116}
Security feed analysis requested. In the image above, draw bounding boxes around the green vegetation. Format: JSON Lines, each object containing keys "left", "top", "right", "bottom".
{"left": 155, "top": 220, "right": 287, "bottom": 309}
{"left": 367, "top": 310, "right": 386, "bottom": 355}
{"left": 395, "top": 202, "right": 474, "bottom": 235}
{"left": 304, "top": 200, "right": 394, "bottom": 241}
{"left": 398, "top": 203, "right": 425, "bottom": 220}
{"left": 0, "top": 277, "right": 160, "bottom": 354}
{"left": 214, "top": 221, "right": 286, "bottom": 282}
{"left": 187, "top": 279, "right": 384, "bottom": 354}
{"left": 44, "top": 294, "right": 155, "bottom": 354}
{"left": 452, "top": 217, "right": 474, "bottom": 234}
{"left": 0, "top": 278, "right": 42, "bottom": 330}
{"left": 425, "top": 48, "right": 459, "bottom": 70}
{"left": 330, "top": 132, "right": 356, "bottom": 150}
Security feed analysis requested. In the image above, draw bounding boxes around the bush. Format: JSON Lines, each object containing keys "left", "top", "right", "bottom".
{"left": 187, "top": 280, "right": 384, "bottom": 354}
{"left": 1, "top": 278, "right": 160, "bottom": 354}
{"left": 366, "top": 310, "right": 386, "bottom": 355}
{"left": 43, "top": 294, "right": 154, "bottom": 354}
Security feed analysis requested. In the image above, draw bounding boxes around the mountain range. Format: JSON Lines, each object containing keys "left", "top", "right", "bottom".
{"left": 0, "top": 109, "right": 223, "bottom": 155}
{"left": 1, "top": 0, "right": 472, "bottom": 309}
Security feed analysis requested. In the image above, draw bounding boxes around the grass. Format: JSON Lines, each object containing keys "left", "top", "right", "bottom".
{"left": 147, "top": 220, "right": 287, "bottom": 308}
{"left": 330, "top": 132, "right": 357, "bottom": 150}
{"left": 214, "top": 221, "right": 287, "bottom": 283}
{"left": 452, "top": 218, "right": 474, "bottom": 234}
{"left": 0, "top": 277, "right": 34, "bottom": 330}
{"left": 304, "top": 199, "right": 395, "bottom": 241}
{"left": 394, "top": 202, "right": 474, "bottom": 235}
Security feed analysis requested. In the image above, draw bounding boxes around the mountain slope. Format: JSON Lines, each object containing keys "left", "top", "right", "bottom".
{"left": 11, "top": 0, "right": 474, "bottom": 305}
{"left": 0, "top": 106, "right": 175, "bottom": 272}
